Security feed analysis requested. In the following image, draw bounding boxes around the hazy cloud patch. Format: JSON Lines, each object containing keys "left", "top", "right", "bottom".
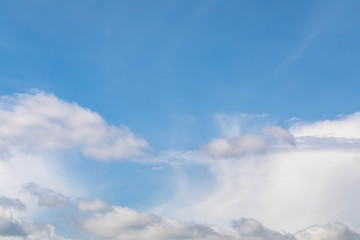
{"left": 203, "top": 135, "right": 268, "bottom": 157}
{"left": 77, "top": 198, "right": 112, "bottom": 212}
{"left": 23, "top": 183, "right": 70, "bottom": 208}
{"left": 263, "top": 126, "right": 296, "bottom": 146}
{"left": 0, "top": 197, "right": 25, "bottom": 211}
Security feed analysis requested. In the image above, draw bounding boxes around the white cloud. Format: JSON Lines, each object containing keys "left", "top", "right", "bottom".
{"left": 77, "top": 198, "right": 112, "bottom": 212}
{"left": 295, "top": 222, "right": 360, "bottom": 240}
{"left": 232, "top": 218, "right": 295, "bottom": 240}
{"left": 80, "top": 206, "right": 238, "bottom": 240}
{"left": 0, "top": 151, "right": 82, "bottom": 222}
{"left": 78, "top": 205, "right": 360, "bottom": 240}
{"left": 154, "top": 112, "right": 360, "bottom": 233}
{"left": 203, "top": 135, "right": 267, "bottom": 157}
{"left": 263, "top": 126, "right": 296, "bottom": 145}
{"left": 1, "top": 91, "right": 360, "bottom": 239}
{"left": 0, "top": 213, "right": 66, "bottom": 240}
{"left": 1, "top": 196, "right": 360, "bottom": 240}
{"left": 0, "top": 201, "right": 67, "bottom": 240}
{"left": 23, "top": 183, "right": 70, "bottom": 208}
{"left": 290, "top": 112, "right": 360, "bottom": 139}
{"left": 0, "top": 91, "right": 148, "bottom": 161}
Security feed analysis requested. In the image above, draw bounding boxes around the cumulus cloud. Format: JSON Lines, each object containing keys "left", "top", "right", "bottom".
{"left": 0, "top": 194, "right": 66, "bottom": 240}
{"left": 2, "top": 196, "right": 360, "bottom": 240}
{"left": 23, "top": 183, "right": 70, "bottom": 208}
{"left": 232, "top": 218, "right": 295, "bottom": 240}
{"left": 294, "top": 222, "right": 360, "bottom": 240}
{"left": 0, "top": 92, "right": 148, "bottom": 161}
{"left": 202, "top": 115, "right": 295, "bottom": 158}
{"left": 290, "top": 112, "right": 360, "bottom": 139}
{"left": 78, "top": 206, "right": 360, "bottom": 240}
{"left": 203, "top": 135, "right": 267, "bottom": 157}
{"left": 80, "top": 206, "right": 238, "bottom": 240}
{"left": 155, "top": 112, "right": 360, "bottom": 232}
{"left": 77, "top": 198, "right": 112, "bottom": 212}
{"left": 0, "top": 214, "right": 66, "bottom": 240}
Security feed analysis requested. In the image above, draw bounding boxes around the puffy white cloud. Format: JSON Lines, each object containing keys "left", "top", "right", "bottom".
{"left": 80, "top": 206, "right": 238, "bottom": 240}
{"left": 23, "top": 183, "right": 70, "bottom": 208}
{"left": 1, "top": 196, "right": 360, "bottom": 240}
{"left": 78, "top": 206, "right": 360, "bottom": 240}
{"left": 0, "top": 91, "right": 148, "bottom": 161}
{"left": 290, "top": 112, "right": 360, "bottom": 139}
{"left": 77, "top": 198, "right": 112, "bottom": 212}
{"left": 232, "top": 218, "right": 295, "bottom": 240}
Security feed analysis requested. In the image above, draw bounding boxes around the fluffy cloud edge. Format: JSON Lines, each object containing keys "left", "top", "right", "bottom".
{"left": 0, "top": 91, "right": 149, "bottom": 161}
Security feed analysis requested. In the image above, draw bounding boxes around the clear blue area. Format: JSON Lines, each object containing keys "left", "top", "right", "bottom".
{"left": 1, "top": 0, "right": 360, "bottom": 209}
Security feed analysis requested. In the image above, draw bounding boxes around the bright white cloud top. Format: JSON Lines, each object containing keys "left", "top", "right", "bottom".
{"left": 0, "top": 92, "right": 360, "bottom": 240}
{"left": 0, "top": 92, "right": 148, "bottom": 161}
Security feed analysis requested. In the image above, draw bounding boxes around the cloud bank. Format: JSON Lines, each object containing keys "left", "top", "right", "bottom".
{"left": 2, "top": 197, "right": 360, "bottom": 240}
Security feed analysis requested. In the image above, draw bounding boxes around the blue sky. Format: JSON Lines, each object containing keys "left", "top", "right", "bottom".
{"left": 1, "top": 1, "right": 360, "bottom": 240}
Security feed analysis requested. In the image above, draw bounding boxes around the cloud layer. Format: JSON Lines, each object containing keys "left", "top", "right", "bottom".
{"left": 1, "top": 92, "right": 360, "bottom": 239}
{"left": 2, "top": 196, "right": 360, "bottom": 240}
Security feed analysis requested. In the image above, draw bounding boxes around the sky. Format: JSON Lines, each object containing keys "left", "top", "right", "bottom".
{"left": 1, "top": 0, "right": 360, "bottom": 239}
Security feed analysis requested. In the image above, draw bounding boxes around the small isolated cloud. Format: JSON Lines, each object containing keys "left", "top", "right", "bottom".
{"left": 0, "top": 92, "right": 148, "bottom": 161}
{"left": 77, "top": 198, "right": 112, "bottom": 212}
{"left": 0, "top": 197, "right": 25, "bottom": 211}
{"left": 23, "top": 182, "right": 70, "bottom": 208}
{"left": 203, "top": 135, "right": 267, "bottom": 157}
